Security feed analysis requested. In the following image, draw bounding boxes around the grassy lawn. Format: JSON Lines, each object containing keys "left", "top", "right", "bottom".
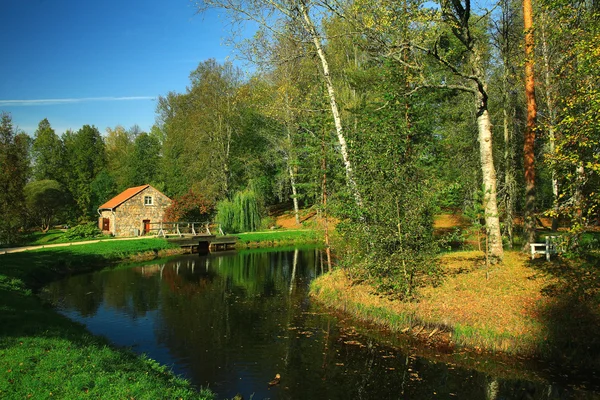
{"left": 235, "top": 229, "right": 322, "bottom": 247}
{"left": 0, "top": 239, "right": 213, "bottom": 399}
{"left": 21, "top": 229, "right": 118, "bottom": 247}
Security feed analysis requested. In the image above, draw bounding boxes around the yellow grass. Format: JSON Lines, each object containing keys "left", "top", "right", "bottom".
{"left": 311, "top": 250, "right": 559, "bottom": 355}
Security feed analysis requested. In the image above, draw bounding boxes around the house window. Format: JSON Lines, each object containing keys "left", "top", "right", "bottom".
{"left": 144, "top": 196, "right": 153, "bottom": 205}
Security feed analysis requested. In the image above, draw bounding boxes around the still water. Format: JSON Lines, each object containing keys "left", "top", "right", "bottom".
{"left": 42, "top": 247, "right": 599, "bottom": 400}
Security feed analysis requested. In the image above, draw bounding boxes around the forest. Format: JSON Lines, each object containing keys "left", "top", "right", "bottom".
{"left": 1, "top": 0, "right": 598, "bottom": 294}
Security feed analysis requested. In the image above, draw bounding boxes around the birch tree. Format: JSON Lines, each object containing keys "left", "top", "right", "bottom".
{"left": 194, "top": 0, "right": 364, "bottom": 209}
{"left": 408, "top": 0, "right": 505, "bottom": 261}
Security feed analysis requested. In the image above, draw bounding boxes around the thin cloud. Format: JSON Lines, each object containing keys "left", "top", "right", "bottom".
{"left": 0, "top": 96, "right": 156, "bottom": 106}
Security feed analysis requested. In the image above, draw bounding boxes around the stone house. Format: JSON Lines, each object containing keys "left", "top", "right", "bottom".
{"left": 97, "top": 184, "right": 171, "bottom": 237}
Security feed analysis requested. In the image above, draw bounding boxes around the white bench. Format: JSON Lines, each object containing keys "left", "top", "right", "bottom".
{"left": 530, "top": 235, "right": 559, "bottom": 261}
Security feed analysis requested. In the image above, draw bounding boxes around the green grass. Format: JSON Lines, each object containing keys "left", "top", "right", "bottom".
{"left": 0, "top": 239, "right": 213, "bottom": 399}
{"left": 20, "top": 229, "right": 116, "bottom": 246}
{"left": 235, "top": 229, "right": 322, "bottom": 247}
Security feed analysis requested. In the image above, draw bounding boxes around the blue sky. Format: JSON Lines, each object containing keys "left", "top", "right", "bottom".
{"left": 0, "top": 0, "right": 234, "bottom": 136}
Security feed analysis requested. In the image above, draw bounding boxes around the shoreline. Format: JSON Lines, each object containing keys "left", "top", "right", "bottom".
{"left": 0, "top": 239, "right": 212, "bottom": 399}
{"left": 309, "top": 250, "right": 600, "bottom": 387}
{"left": 0, "top": 232, "right": 321, "bottom": 399}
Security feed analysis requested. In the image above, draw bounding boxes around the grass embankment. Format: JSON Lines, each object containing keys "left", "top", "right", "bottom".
{"left": 0, "top": 239, "right": 213, "bottom": 399}
{"left": 311, "top": 250, "right": 600, "bottom": 371}
{"left": 235, "top": 229, "right": 322, "bottom": 248}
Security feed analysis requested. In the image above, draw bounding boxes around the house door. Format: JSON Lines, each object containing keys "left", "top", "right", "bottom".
{"left": 102, "top": 218, "right": 110, "bottom": 232}
{"left": 143, "top": 219, "right": 150, "bottom": 235}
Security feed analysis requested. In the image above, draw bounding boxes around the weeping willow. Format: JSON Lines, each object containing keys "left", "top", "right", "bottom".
{"left": 216, "top": 190, "right": 261, "bottom": 233}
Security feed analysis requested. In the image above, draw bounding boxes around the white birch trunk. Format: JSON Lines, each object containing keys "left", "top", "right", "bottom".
{"left": 472, "top": 44, "right": 504, "bottom": 261}
{"left": 477, "top": 93, "right": 504, "bottom": 261}
{"left": 299, "top": 1, "right": 363, "bottom": 208}
{"left": 288, "top": 163, "right": 300, "bottom": 224}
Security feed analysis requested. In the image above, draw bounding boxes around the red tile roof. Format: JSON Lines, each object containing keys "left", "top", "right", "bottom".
{"left": 98, "top": 185, "right": 150, "bottom": 210}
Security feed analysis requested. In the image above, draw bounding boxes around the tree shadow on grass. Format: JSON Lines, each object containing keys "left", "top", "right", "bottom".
{"left": 0, "top": 248, "right": 118, "bottom": 345}
{"left": 531, "top": 252, "right": 600, "bottom": 388}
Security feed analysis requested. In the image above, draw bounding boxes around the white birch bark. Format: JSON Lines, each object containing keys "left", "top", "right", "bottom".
{"left": 477, "top": 99, "right": 504, "bottom": 261}
{"left": 299, "top": 1, "right": 363, "bottom": 208}
{"left": 288, "top": 163, "right": 300, "bottom": 224}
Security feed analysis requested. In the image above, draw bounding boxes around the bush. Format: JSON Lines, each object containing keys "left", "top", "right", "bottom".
{"left": 63, "top": 222, "right": 102, "bottom": 240}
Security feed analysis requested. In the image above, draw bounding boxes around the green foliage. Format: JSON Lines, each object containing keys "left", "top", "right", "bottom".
{"left": 62, "top": 125, "right": 106, "bottom": 221}
{"left": 90, "top": 169, "right": 117, "bottom": 211}
{"left": 0, "top": 113, "right": 30, "bottom": 245}
{"left": 104, "top": 125, "right": 135, "bottom": 192}
{"left": 216, "top": 190, "right": 261, "bottom": 233}
{"left": 129, "top": 132, "right": 161, "bottom": 186}
{"left": 236, "top": 229, "right": 320, "bottom": 245}
{"left": 333, "top": 58, "right": 440, "bottom": 299}
{"left": 63, "top": 222, "right": 103, "bottom": 240}
{"left": 158, "top": 59, "right": 248, "bottom": 200}
{"left": 540, "top": 1, "right": 600, "bottom": 255}
{"left": 24, "top": 180, "right": 69, "bottom": 232}
{"left": 31, "top": 118, "right": 65, "bottom": 183}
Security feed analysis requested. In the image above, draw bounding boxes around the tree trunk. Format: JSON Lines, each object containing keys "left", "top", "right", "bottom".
{"left": 284, "top": 91, "right": 301, "bottom": 225}
{"left": 503, "top": 103, "right": 515, "bottom": 248}
{"left": 288, "top": 163, "right": 300, "bottom": 225}
{"left": 500, "top": 0, "right": 515, "bottom": 248}
{"left": 540, "top": 14, "right": 559, "bottom": 231}
{"left": 322, "top": 127, "right": 332, "bottom": 271}
{"left": 472, "top": 42, "right": 504, "bottom": 262}
{"left": 299, "top": 1, "right": 363, "bottom": 209}
{"left": 523, "top": 0, "right": 538, "bottom": 249}
{"left": 476, "top": 91, "right": 504, "bottom": 262}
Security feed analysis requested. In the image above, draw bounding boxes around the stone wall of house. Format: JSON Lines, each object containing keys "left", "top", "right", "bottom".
{"left": 98, "top": 210, "right": 116, "bottom": 235}
{"left": 113, "top": 187, "right": 171, "bottom": 237}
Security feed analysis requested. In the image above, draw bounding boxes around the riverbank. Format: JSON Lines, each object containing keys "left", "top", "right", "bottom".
{"left": 310, "top": 250, "right": 600, "bottom": 378}
{"left": 0, "top": 239, "right": 213, "bottom": 399}
{"left": 235, "top": 229, "right": 322, "bottom": 249}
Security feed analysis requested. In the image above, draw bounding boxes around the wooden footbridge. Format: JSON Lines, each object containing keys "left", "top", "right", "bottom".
{"left": 148, "top": 222, "right": 237, "bottom": 253}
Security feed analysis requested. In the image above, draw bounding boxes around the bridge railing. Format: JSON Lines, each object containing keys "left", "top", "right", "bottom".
{"left": 148, "top": 222, "right": 212, "bottom": 238}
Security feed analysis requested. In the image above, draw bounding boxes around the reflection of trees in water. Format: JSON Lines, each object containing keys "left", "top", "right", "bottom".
{"left": 44, "top": 273, "right": 104, "bottom": 317}
{"left": 154, "top": 249, "right": 319, "bottom": 389}
{"left": 43, "top": 249, "right": 592, "bottom": 399}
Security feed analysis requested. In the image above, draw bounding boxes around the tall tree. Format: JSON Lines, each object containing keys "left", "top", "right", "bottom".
{"left": 196, "top": 0, "right": 364, "bottom": 209}
{"left": 104, "top": 125, "right": 134, "bottom": 192}
{"left": 0, "top": 113, "right": 30, "bottom": 244}
{"left": 158, "top": 60, "right": 250, "bottom": 201}
{"left": 24, "top": 179, "right": 69, "bottom": 232}
{"left": 63, "top": 125, "right": 106, "bottom": 220}
{"left": 522, "top": 0, "right": 538, "bottom": 249}
{"left": 404, "top": 0, "right": 505, "bottom": 261}
{"left": 492, "top": 0, "right": 523, "bottom": 248}
{"left": 542, "top": 0, "right": 600, "bottom": 242}
{"left": 31, "top": 118, "right": 65, "bottom": 183}
{"left": 128, "top": 132, "right": 161, "bottom": 186}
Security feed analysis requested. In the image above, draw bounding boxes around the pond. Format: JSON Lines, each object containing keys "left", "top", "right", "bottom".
{"left": 41, "top": 247, "right": 599, "bottom": 400}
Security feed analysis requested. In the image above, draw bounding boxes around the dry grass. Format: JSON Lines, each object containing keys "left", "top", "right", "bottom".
{"left": 433, "top": 213, "right": 470, "bottom": 230}
{"left": 311, "top": 250, "right": 560, "bottom": 356}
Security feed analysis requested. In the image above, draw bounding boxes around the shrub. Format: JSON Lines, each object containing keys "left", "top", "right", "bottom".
{"left": 63, "top": 222, "right": 102, "bottom": 240}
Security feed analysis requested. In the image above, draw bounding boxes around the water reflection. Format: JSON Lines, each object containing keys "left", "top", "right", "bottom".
{"left": 42, "top": 248, "right": 599, "bottom": 400}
